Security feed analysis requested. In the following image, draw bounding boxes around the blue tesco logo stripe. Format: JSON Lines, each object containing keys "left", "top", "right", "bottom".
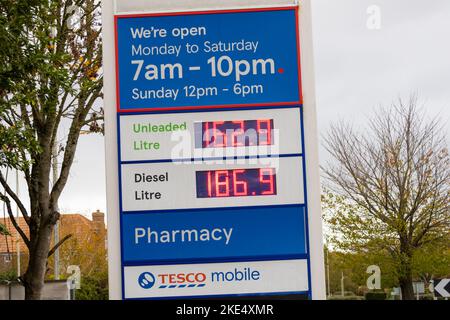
{"left": 158, "top": 284, "right": 206, "bottom": 289}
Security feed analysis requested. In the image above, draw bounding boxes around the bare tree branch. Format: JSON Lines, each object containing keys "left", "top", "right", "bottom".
{"left": 47, "top": 234, "right": 72, "bottom": 258}
{"left": 0, "top": 171, "right": 30, "bottom": 224}
{"left": 0, "top": 193, "right": 30, "bottom": 248}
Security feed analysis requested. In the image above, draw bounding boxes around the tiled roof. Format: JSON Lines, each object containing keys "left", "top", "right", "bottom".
{"left": 0, "top": 214, "right": 100, "bottom": 254}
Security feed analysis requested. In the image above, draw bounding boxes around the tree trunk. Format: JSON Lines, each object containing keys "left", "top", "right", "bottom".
{"left": 398, "top": 244, "right": 415, "bottom": 300}
{"left": 399, "top": 272, "right": 415, "bottom": 300}
{"left": 23, "top": 223, "right": 53, "bottom": 300}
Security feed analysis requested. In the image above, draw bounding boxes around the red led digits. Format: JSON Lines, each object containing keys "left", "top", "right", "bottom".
{"left": 257, "top": 119, "right": 272, "bottom": 146}
{"left": 207, "top": 171, "right": 212, "bottom": 197}
{"left": 259, "top": 168, "right": 275, "bottom": 195}
{"left": 215, "top": 170, "right": 230, "bottom": 197}
{"left": 197, "top": 168, "right": 277, "bottom": 198}
{"left": 231, "top": 121, "right": 245, "bottom": 147}
{"left": 233, "top": 169, "right": 248, "bottom": 196}
{"left": 198, "top": 119, "right": 274, "bottom": 148}
{"left": 204, "top": 121, "right": 211, "bottom": 148}
{"left": 212, "top": 121, "right": 226, "bottom": 147}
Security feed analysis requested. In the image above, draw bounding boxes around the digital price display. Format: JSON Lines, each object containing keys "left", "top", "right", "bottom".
{"left": 195, "top": 119, "right": 274, "bottom": 148}
{"left": 196, "top": 168, "right": 277, "bottom": 198}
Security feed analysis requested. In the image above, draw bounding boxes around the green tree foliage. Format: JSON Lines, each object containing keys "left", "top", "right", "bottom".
{"left": 0, "top": 0, "right": 42, "bottom": 169}
{"left": 412, "top": 238, "right": 450, "bottom": 283}
{"left": 0, "top": 0, "right": 102, "bottom": 299}
{"left": 323, "top": 188, "right": 450, "bottom": 297}
{"left": 53, "top": 223, "right": 107, "bottom": 279}
{"left": 0, "top": 270, "right": 17, "bottom": 282}
{"left": 323, "top": 194, "right": 398, "bottom": 297}
{"left": 0, "top": 223, "right": 10, "bottom": 236}
{"left": 0, "top": 0, "right": 44, "bottom": 91}
{"left": 325, "top": 249, "right": 361, "bottom": 296}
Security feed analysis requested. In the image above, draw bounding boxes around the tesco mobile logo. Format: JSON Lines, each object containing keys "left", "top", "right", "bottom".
{"left": 138, "top": 272, "right": 206, "bottom": 290}
{"left": 138, "top": 272, "right": 156, "bottom": 289}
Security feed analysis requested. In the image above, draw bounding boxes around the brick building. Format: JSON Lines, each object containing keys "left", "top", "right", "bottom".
{"left": 0, "top": 211, "right": 106, "bottom": 275}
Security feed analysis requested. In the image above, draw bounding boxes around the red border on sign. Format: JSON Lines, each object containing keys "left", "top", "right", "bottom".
{"left": 114, "top": 6, "right": 303, "bottom": 113}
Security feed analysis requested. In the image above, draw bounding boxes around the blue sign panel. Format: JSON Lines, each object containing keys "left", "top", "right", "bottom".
{"left": 121, "top": 206, "right": 307, "bottom": 264}
{"left": 115, "top": 9, "right": 301, "bottom": 111}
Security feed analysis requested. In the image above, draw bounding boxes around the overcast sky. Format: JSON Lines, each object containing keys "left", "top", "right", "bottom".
{"left": 54, "top": 0, "right": 450, "bottom": 217}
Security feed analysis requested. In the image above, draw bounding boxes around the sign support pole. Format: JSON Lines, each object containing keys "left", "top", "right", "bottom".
{"left": 298, "top": 1, "right": 327, "bottom": 299}
{"left": 102, "top": 0, "right": 122, "bottom": 300}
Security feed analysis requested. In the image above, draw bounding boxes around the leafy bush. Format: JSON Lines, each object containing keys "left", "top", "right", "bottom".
{"left": 75, "top": 273, "right": 108, "bottom": 300}
{"left": 0, "top": 271, "right": 17, "bottom": 282}
{"left": 328, "top": 295, "right": 365, "bottom": 300}
{"left": 365, "top": 291, "right": 387, "bottom": 300}
{"left": 0, "top": 224, "right": 10, "bottom": 236}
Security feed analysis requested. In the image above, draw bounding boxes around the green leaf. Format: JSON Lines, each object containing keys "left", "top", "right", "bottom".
{"left": 0, "top": 223, "right": 10, "bottom": 236}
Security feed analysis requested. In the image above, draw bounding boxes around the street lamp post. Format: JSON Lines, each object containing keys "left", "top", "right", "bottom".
{"left": 326, "top": 248, "right": 331, "bottom": 297}
{"left": 15, "top": 170, "right": 20, "bottom": 277}
{"left": 52, "top": 142, "right": 60, "bottom": 280}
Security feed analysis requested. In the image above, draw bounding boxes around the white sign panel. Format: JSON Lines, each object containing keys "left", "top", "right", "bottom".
{"left": 120, "top": 157, "right": 304, "bottom": 212}
{"left": 124, "top": 259, "right": 309, "bottom": 299}
{"left": 114, "top": 0, "right": 297, "bottom": 14}
{"left": 119, "top": 108, "right": 302, "bottom": 162}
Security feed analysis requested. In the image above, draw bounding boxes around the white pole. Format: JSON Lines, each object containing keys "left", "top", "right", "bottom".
{"left": 102, "top": 0, "right": 122, "bottom": 300}
{"left": 341, "top": 271, "right": 345, "bottom": 297}
{"left": 299, "top": 0, "right": 327, "bottom": 300}
{"left": 15, "top": 170, "right": 20, "bottom": 277}
{"left": 416, "top": 283, "right": 419, "bottom": 300}
{"left": 326, "top": 248, "right": 330, "bottom": 297}
{"left": 52, "top": 141, "right": 60, "bottom": 280}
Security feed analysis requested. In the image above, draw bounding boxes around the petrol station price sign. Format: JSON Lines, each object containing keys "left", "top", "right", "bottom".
{"left": 115, "top": 8, "right": 301, "bottom": 111}
{"left": 111, "top": 6, "right": 317, "bottom": 300}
